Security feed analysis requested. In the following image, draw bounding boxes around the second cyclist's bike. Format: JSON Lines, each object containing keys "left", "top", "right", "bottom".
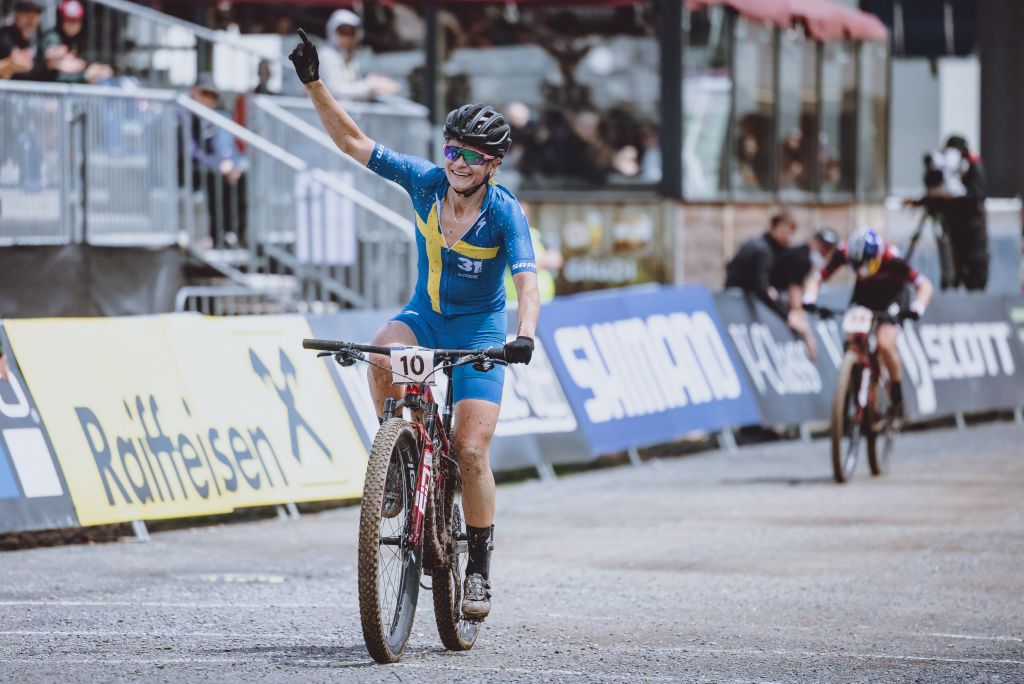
{"left": 302, "top": 337, "right": 508, "bottom": 663}
{"left": 813, "top": 305, "right": 903, "bottom": 483}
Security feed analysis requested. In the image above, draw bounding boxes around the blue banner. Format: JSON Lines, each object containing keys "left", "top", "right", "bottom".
{"left": 536, "top": 285, "right": 762, "bottom": 455}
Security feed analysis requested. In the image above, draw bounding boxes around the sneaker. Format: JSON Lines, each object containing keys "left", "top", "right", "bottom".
{"left": 381, "top": 459, "right": 402, "bottom": 519}
{"left": 461, "top": 573, "right": 491, "bottom": 620}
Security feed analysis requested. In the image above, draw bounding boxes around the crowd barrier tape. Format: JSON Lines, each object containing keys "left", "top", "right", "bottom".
{"left": 0, "top": 325, "right": 79, "bottom": 533}
{"left": 4, "top": 315, "right": 366, "bottom": 527}
{"left": 306, "top": 309, "right": 590, "bottom": 473}
{"left": 535, "top": 285, "right": 762, "bottom": 456}
{"left": 2, "top": 289, "right": 1023, "bottom": 534}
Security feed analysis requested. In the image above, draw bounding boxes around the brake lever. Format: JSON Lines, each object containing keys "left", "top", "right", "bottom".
{"left": 334, "top": 350, "right": 363, "bottom": 367}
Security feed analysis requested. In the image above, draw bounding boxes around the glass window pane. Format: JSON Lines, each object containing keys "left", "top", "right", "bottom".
{"left": 436, "top": 3, "right": 660, "bottom": 193}
{"left": 682, "top": 6, "right": 731, "bottom": 199}
{"left": 777, "top": 32, "right": 818, "bottom": 201}
{"left": 731, "top": 20, "right": 776, "bottom": 197}
{"left": 857, "top": 42, "right": 888, "bottom": 198}
{"left": 820, "top": 41, "right": 857, "bottom": 198}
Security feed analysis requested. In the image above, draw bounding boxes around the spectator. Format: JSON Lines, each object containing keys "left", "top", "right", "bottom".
{"left": 319, "top": 9, "right": 399, "bottom": 101}
{"left": 182, "top": 73, "right": 248, "bottom": 248}
{"left": 0, "top": 0, "right": 45, "bottom": 81}
{"left": 772, "top": 226, "right": 840, "bottom": 360}
{"left": 232, "top": 58, "right": 274, "bottom": 150}
{"left": 0, "top": 347, "right": 9, "bottom": 382}
{"left": 41, "top": 0, "right": 114, "bottom": 84}
{"left": 725, "top": 211, "right": 797, "bottom": 318}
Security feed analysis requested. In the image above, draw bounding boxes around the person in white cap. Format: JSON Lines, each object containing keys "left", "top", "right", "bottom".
{"left": 318, "top": 8, "right": 399, "bottom": 101}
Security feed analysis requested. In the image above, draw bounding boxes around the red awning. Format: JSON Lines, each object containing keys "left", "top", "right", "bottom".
{"left": 687, "top": 0, "right": 887, "bottom": 42}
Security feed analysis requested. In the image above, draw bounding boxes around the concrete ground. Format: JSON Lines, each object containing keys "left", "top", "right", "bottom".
{"left": 1, "top": 422, "right": 1022, "bottom": 683}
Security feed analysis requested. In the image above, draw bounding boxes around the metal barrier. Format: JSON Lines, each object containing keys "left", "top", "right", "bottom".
{"left": 177, "top": 95, "right": 417, "bottom": 309}
{"left": 0, "top": 80, "right": 179, "bottom": 246}
{"left": 174, "top": 285, "right": 298, "bottom": 315}
{"left": 1, "top": 82, "right": 418, "bottom": 309}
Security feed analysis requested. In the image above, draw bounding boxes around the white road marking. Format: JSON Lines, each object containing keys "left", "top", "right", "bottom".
{"left": 653, "top": 645, "right": 1024, "bottom": 666}
{"left": 0, "top": 600, "right": 352, "bottom": 609}
{"left": 925, "top": 632, "right": 1024, "bottom": 643}
{"left": 0, "top": 630, "right": 341, "bottom": 640}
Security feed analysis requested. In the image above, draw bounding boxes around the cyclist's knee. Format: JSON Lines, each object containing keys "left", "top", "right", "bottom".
{"left": 453, "top": 435, "right": 490, "bottom": 475}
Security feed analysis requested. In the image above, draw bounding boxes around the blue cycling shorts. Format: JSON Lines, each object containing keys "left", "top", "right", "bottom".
{"left": 391, "top": 307, "right": 506, "bottom": 405}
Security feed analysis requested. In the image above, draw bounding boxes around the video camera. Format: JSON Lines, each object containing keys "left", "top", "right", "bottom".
{"left": 922, "top": 147, "right": 967, "bottom": 197}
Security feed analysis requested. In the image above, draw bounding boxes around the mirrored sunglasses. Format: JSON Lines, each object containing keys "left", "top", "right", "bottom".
{"left": 443, "top": 144, "right": 495, "bottom": 166}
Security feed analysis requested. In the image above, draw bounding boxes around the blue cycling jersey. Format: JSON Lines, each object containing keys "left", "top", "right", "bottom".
{"left": 367, "top": 144, "right": 536, "bottom": 317}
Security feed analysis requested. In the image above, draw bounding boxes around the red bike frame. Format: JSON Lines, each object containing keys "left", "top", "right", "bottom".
{"left": 846, "top": 327, "right": 882, "bottom": 424}
{"left": 402, "top": 384, "right": 451, "bottom": 550}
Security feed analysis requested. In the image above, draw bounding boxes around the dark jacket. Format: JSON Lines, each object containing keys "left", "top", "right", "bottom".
{"left": 725, "top": 233, "right": 788, "bottom": 317}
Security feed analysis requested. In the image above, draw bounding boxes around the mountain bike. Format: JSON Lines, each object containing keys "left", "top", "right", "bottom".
{"left": 810, "top": 306, "right": 902, "bottom": 483}
{"left": 302, "top": 338, "right": 507, "bottom": 663}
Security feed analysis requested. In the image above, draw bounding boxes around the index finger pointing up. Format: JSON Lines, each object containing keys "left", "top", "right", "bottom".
{"left": 297, "top": 28, "right": 312, "bottom": 46}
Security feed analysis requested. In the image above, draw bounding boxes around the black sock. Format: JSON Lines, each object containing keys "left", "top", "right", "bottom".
{"left": 465, "top": 525, "right": 493, "bottom": 580}
{"left": 890, "top": 379, "right": 903, "bottom": 403}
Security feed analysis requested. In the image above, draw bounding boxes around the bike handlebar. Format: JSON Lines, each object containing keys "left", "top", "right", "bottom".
{"left": 302, "top": 338, "right": 507, "bottom": 362}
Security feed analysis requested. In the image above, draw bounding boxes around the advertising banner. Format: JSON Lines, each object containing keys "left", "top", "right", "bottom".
{"left": 0, "top": 325, "right": 79, "bottom": 533}
{"left": 306, "top": 309, "right": 590, "bottom": 473}
{"left": 5, "top": 315, "right": 366, "bottom": 526}
{"left": 537, "top": 285, "right": 762, "bottom": 455}
{"left": 898, "top": 294, "right": 1024, "bottom": 418}
{"left": 714, "top": 291, "right": 844, "bottom": 425}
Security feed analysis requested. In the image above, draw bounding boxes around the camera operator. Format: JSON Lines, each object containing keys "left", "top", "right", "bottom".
{"left": 906, "top": 135, "right": 989, "bottom": 291}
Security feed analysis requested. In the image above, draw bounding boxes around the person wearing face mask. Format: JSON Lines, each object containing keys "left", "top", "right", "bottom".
{"left": 318, "top": 9, "right": 399, "bottom": 101}
{"left": 804, "top": 227, "right": 933, "bottom": 420}
{"left": 290, "top": 30, "right": 539, "bottom": 623}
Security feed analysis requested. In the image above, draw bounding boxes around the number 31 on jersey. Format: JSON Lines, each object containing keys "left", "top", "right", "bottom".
{"left": 390, "top": 347, "right": 436, "bottom": 384}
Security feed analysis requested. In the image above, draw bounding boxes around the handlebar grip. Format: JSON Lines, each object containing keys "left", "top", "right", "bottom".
{"left": 484, "top": 347, "right": 507, "bottom": 361}
{"left": 302, "top": 338, "right": 343, "bottom": 352}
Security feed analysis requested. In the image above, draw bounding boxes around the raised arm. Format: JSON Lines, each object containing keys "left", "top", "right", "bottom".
{"left": 289, "top": 29, "right": 375, "bottom": 165}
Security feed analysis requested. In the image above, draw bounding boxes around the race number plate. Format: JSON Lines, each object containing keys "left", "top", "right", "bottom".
{"left": 390, "top": 346, "right": 436, "bottom": 385}
{"left": 842, "top": 306, "right": 873, "bottom": 335}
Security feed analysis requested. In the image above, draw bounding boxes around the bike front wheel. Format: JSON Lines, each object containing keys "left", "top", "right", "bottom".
{"left": 831, "top": 352, "right": 864, "bottom": 483}
{"left": 432, "top": 465, "right": 480, "bottom": 651}
{"left": 866, "top": 383, "right": 895, "bottom": 476}
{"left": 358, "top": 418, "right": 422, "bottom": 664}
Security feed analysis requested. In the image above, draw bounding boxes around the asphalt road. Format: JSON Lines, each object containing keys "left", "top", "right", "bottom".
{"left": 2, "top": 421, "right": 1023, "bottom": 683}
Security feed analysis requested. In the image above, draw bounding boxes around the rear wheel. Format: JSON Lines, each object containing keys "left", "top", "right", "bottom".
{"left": 358, "top": 418, "right": 422, "bottom": 664}
{"left": 432, "top": 463, "right": 480, "bottom": 651}
{"left": 831, "top": 352, "right": 864, "bottom": 483}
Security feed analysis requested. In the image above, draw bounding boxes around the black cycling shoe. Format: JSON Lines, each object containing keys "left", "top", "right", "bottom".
{"left": 888, "top": 398, "right": 906, "bottom": 427}
{"left": 381, "top": 459, "right": 402, "bottom": 519}
{"left": 461, "top": 573, "right": 491, "bottom": 620}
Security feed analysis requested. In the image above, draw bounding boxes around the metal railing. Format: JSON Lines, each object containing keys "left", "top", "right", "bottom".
{"left": 178, "top": 94, "right": 417, "bottom": 308}
{"left": 0, "top": 80, "right": 179, "bottom": 246}
{"left": 1, "top": 81, "right": 420, "bottom": 309}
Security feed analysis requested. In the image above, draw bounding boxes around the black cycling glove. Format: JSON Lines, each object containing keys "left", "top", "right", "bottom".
{"left": 289, "top": 29, "right": 320, "bottom": 84}
{"left": 503, "top": 336, "right": 534, "bottom": 365}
